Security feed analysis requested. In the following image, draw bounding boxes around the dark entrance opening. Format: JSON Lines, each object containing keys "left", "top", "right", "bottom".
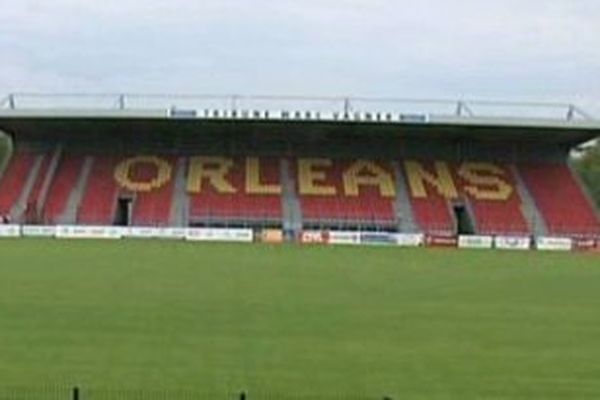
{"left": 114, "top": 197, "right": 132, "bottom": 226}
{"left": 453, "top": 203, "right": 474, "bottom": 235}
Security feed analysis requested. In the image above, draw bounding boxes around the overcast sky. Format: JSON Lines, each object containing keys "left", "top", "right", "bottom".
{"left": 0, "top": 0, "right": 598, "bottom": 115}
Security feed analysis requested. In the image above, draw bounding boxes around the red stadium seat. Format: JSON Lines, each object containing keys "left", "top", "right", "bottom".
{"left": 519, "top": 163, "right": 600, "bottom": 237}
{"left": 22, "top": 153, "right": 52, "bottom": 221}
{"left": 402, "top": 161, "right": 455, "bottom": 235}
{"left": 78, "top": 155, "right": 120, "bottom": 225}
{"left": 43, "top": 155, "right": 85, "bottom": 224}
{"left": 294, "top": 159, "right": 396, "bottom": 225}
{"left": 130, "top": 156, "right": 176, "bottom": 226}
{"left": 2, "top": 148, "right": 595, "bottom": 238}
{"left": 0, "top": 151, "right": 36, "bottom": 216}
{"left": 188, "top": 157, "right": 282, "bottom": 221}
{"left": 451, "top": 162, "right": 530, "bottom": 235}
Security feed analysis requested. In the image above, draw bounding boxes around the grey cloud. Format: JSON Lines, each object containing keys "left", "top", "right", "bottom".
{"left": 0, "top": 0, "right": 598, "bottom": 115}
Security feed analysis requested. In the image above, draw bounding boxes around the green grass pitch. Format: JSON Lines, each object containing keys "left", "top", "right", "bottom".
{"left": 0, "top": 239, "right": 599, "bottom": 399}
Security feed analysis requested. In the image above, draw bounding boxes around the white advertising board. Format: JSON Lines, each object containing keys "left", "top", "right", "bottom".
{"left": 185, "top": 228, "right": 253, "bottom": 243}
{"left": 124, "top": 227, "right": 161, "bottom": 238}
{"left": 124, "top": 227, "right": 187, "bottom": 239}
{"left": 536, "top": 237, "right": 573, "bottom": 251}
{"left": 0, "top": 225, "right": 21, "bottom": 237}
{"left": 458, "top": 235, "right": 493, "bottom": 249}
{"left": 328, "top": 231, "right": 361, "bottom": 245}
{"left": 360, "top": 232, "right": 396, "bottom": 245}
{"left": 494, "top": 236, "right": 531, "bottom": 250}
{"left": 394, "top": 233, "right": 424, "bottom": 247}
{"left": 155, "top": 228, "right": 187, "bottom": 240}
{"left": 21, "top": 225, "right": 57, "bottom": 238}
{"left": 55, "top": 225, "right": 124, "bottom": 240}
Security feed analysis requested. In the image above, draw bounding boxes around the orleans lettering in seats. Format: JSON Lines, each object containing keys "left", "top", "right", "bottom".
{"left": 4, "top": 150, "right": 595, "bottom": 234}
{"left": 109, "top": 156, "right": 522, "bottom": 227}
{"left": 114, "top": 156, "right": 515, "bottom": 201}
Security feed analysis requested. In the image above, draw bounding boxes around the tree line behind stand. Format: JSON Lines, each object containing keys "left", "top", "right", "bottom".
{"left": 573, "top": 139, "right": 600, "bottom": 209}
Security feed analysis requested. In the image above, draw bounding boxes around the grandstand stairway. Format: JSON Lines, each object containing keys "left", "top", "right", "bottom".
{"left": 169, "top": 157, "right": 188, "bottom": 227}
{"left": 59, "top": 155, "right": 93, "bottom": 224}
{"left": 281, "top": 158, "right": 302, "bottom": 233}
{"left": 510, "top": 165, "right": 547, "bottom": 236}
{"left": 36, "top": 146, "right": 63, "bottom": 221}
{"left": 25, "top": 154, "right": 53, "bottom": 219}
{"left": 393, "top": 161, "right": 418, "bottom": 232}
{"left": 43, "top": 153, "right": 85, "bottom": 224}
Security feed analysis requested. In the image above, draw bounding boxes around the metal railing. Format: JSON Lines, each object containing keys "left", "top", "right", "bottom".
{"left": 0, "top": 93, "right": 593, "bottom": 121}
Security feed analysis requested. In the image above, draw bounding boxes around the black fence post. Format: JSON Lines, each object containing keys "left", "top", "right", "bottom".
{"left": 239, "top": 391, "right": 246, "bottom": 400}
{"left": 72, "top": 387, "right": 80, "bottom": 400}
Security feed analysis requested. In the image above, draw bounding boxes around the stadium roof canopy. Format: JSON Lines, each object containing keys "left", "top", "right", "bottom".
{"left": 0, "top": 94, "right": 598, "bottom": 146}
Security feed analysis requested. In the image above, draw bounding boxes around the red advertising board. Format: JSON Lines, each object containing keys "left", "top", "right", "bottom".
{"left": 572, "top": 237, "right": 597, "bottom": 252}
{"left": 425, "top": 235, "right": 458, "bottom": 248}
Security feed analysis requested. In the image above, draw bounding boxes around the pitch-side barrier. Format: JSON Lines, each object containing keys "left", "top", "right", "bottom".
{"left": 0, "top": 224, "right": 598, "bottom": 253}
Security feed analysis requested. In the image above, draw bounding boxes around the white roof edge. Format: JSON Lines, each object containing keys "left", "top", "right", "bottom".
{"left": 0, "top": 108, "right": 169, "bottom": 118}
{"left": 0, "top": 108, "right": 599, "bottom": 131}
{"left": 429, "top": 115, "right": 600, "bottom": 130}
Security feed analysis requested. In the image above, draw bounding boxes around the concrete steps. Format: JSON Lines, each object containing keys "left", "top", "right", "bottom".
{"left": 281, "top": 158, "right": 302, "bottom": 233}
{"left": 36, "top": 145, "right": 63, "bottom": 217}
{"left": 512, "top": 165, "right": 547, "bottom": 236}
{"left": 169, "top": 157, "right": 188, "bottom": 227}
{"left": 59, "top": 155, "right": 94, "bottom": 224}
{"left": 393, "top": 161, "right": 419, "bottom": 232}
{"left": 10, "top": 154, "right": 44, "bottom": 222}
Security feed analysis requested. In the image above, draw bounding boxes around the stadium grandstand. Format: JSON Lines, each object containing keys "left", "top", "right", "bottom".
{"left": 0, "top": 93, "right": 598, "bottom": 242}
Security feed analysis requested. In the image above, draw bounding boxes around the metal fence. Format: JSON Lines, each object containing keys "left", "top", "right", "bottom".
{"left": 0, "top": 387, "right": 393, "bottom": 400}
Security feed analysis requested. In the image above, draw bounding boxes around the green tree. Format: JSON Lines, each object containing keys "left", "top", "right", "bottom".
{"left": 572, "top": 139, "right": 600, "bottom": 209}
{"left": 0, "top": 132, "right": 12, "bottom": 175}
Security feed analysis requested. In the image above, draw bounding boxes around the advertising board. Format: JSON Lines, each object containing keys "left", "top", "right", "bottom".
{"left": 535, "top": 237, "right": 573, "bottom": 251}
{"left": 21, "top": 225, "right": 57, "bottom": 237}
{"left": 360, "top": 232, "right": 396, "bottom": 245}
{"left": 0, "top": 225, "right": 21, "bottom": 237}
{"left": 394, "top": 233, "right": 424, "bottom": 247}
{"left": 494, "top": 236, "right": 531, "bottom": 250}
{"left": 425, "top": 235, "right": 458, "bottom": 248}
{"left": 185, "top": 228, "right": 253, "bottom": 243}
{"left": 572, "top": 238, "right": 597, "bottom": 252}
{"left": 55, "top": 225, "right": 124, "bottom": 239}
{"left": 328, "top": 231, "right": 361, "bottom": 245}
{"left": 301, "top": 231, "right": 327, "bottom": 244}
{"left": 261, "top": 229, "right": 284, "bottom": 244}
{"left": 458, "top": 235, "right": 493, "bottom": 249}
